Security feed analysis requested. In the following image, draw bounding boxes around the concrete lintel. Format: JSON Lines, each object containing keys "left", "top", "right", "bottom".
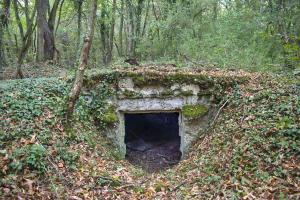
{"left": 117, "top": 97, "right": 199, "bottom": 112}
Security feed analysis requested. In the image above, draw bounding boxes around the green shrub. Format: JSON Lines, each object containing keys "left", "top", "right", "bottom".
{"left": 8, "top": 144, "right": 47, "bottom": 173}
{"left": 26, "top": 144, "right": 47, "bottom": 172}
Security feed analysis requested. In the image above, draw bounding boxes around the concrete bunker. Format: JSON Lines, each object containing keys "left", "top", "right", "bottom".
{"left": 124, "top": 112, "right": 182, "bottom": 171}
{"left": 83, "top": 66, "right": 247, "bottom": 171}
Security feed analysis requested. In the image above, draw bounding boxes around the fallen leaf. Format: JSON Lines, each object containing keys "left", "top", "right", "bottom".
{"left": 3, "top": 187, "right": 10, "bottom": 193}
{"left": 24, "top": 179, "right": 34, "bottom": 194}
{"left": 69, "top": 196, "right": 83, "bottom": 200}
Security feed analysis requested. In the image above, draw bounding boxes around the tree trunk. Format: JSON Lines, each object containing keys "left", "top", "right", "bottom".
{"left": 0, "top": 27, "right": 6, "bottom": 73}
{"left": 134, "top": 0, "right": 145, "bottom": 59}
{"left": 76, "top": 0, "right": 83, "bottom": 50}
{"left": 142, "top": 0, "right": 150, "bottom": 37}
{"left": 66, "top": 0, "right": 97, "bottom": 124}
{"left": 213, "top": 1, "right": 218, "bottom": 20}
{"left": 126, "top": 0, "right": 135, "bottom": 57}
{"left": 36, "top": 0, "right": 47, "bottom": 61}
{"left": 106, "top": 0, "right": 116, "bottom": 63}
{"left": 13, "top": 0, "right": 24, "bottom": 41}
{"left": 0, "top": 0, "right": 10, "bottom": 73}
{"left": 48, "top": 0, "right": 61, "bottom": 62}
{"left": 151, "top": 0, "right": 160, "bottom": 40}
{"left": 55, "top": 0, "right": 65, "bottom": 36}
{"left": 100, "top": 2, "right": 108, "bottom": 64}
{"left": 119, "top": 0, "right": 124, "bottom": 56}
{"left": 36, "top": 1, "right": 42, "bottom": 59}
{"left": 15, "top": 1, "right": 37, "bottom": 78}
{"left": 24, "top": 0, "right": 30, "bottom": 25}
{"left": 36, "top": 0, "right": 59, "bottom": 62}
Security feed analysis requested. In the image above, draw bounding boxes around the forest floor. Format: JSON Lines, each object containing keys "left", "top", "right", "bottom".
{"left": 0, "top": 65, "right": 299, "bottom": 199}
{"left": 0, "top": 63, "right": 68, "bottom": 80}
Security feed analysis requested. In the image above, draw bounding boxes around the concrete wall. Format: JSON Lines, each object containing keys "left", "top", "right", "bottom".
{"left": 106, "top": 76, "right": 217, "bottom": 158}
{"left": 82, "top": 67, "right": 247, "bottom": 158}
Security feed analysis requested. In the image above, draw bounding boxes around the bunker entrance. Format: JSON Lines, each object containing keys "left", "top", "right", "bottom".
{"left": 125, "top": 112, "right": 182, "bottom": 172}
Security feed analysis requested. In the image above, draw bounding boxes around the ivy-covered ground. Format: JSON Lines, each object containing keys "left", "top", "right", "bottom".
{"left": 0, "top": 68, "right": 299, "bottom": 199}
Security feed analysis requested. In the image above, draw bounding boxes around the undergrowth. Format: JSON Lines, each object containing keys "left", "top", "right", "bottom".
{"left": 0, "top": 71, "right": 299, "bottom": 199}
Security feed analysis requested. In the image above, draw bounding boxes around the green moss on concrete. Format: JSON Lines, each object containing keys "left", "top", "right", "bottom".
{"left": 166, "top": 73, "right": 211, "bottom": 86}
{"left": 160, "top": 89, "right": 175, "bottom": 97}
{"left": 101, "top": 106, "right": 118, "bottom": 124}
{"left": 128, "top": 74, "right": 146, "bottom": 85}
{"left": 182, "top": 104, "right": 208, "bottom": 119}
{"left": 83, "top": 69, "right": 119, "bottom": 89}
{"left": 81, "top": 68, "right": 248, "bottom": 105}
{"left": 102, "top": 112, "right": 118, "bottom": 124}
{"left": 82, "top": 67, "right": 248, "bottom": 93}
{"left": 180, "top": 90, "right": 194, "bottom": 96}
{"left": 122, "top": 72, "right": 215, "bottom": 89}
{"left": 121, "top": 89, "right": 142, "bottom": 99}
{"left": 124, "top": 72, "right": 158, "bottom": 87}
{"left": 120, "top": 88, "right": 196, "bottom": 99}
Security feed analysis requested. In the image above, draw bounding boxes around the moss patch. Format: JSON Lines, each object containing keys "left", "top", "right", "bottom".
{"left": 120, "top": 89, "right": 143, "bottom": 99}
{"left": 82, "top": 69, "right": 118, "bottom": 89}
{"left": 101, "top": 106, "right": 118, "bottom": 124}
{"left": 160, "top": 89, "right": 175, "bottom": 97}
{"left": 182, "top": 104, "right": 208, "bottom": 119}
{"left": 125, "top": 72, "right": 215, "bottom": 88}
{"left": 180, "top": 90, "right": 194, "bottom": 96}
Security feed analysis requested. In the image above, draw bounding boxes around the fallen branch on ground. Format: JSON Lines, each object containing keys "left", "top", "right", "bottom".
{"left": 171, "top": 181, "right": 188, "bottom": 192}
{"left": 210, "top": 99, "right": 229, "bottom": 127}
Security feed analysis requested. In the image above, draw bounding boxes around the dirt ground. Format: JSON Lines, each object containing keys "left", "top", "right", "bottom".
{"left": 126, "top": 139, "right": 182, "bottom": 172}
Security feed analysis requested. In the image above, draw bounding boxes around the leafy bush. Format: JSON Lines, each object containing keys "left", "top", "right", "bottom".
{"left": 26, "top": 144, "right": 47, "bottom": 172}
{"left": 8, "top": 144, "right": 47, "bottom": 173}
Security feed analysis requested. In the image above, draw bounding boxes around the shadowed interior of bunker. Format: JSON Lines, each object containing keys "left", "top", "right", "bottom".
{"left": 124, "top": 112, "right": 182, "bottom": 172}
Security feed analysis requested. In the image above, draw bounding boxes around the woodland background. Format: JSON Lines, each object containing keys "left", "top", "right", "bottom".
{"left": 0, "top": 0, "right": 299, "bottom": 78}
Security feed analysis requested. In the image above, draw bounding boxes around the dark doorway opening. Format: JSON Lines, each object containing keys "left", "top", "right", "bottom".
{"left": 125, "top": 112, "right": 182, "bottom": 172}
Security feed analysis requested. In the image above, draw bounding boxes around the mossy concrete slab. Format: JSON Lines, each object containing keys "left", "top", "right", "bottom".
{"left": 84, "top": 66, "right": 249, "bottom": 158}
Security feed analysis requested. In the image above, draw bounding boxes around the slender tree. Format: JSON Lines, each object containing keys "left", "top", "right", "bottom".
{"left": 13, "top": 0, "right": 37, "bottom": 78}
{"left": 66, "top": 0, "right": 98, "bottom": 123}
{"left": 135, "top": 0, "right": 145, "bottom": 53}
{"left": 119, "top": 0, "right": 124, "bottom": 56}
{"left": 126, "top": 0, "right": 135, "bottom": 57}
{"left": 75, "top": 0, "right": 84, "bottom": 50}
{"left": 100, "top": 1, "right": 109, "bottom": 64}
{"left": 0, "top": 0, "right": 10, "bottom": 73}
{"left": 107, "top": 0, "right": 117, "bottom": 63}
{"left": 142, "top": 0, "right": 150, "bottom": 37}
